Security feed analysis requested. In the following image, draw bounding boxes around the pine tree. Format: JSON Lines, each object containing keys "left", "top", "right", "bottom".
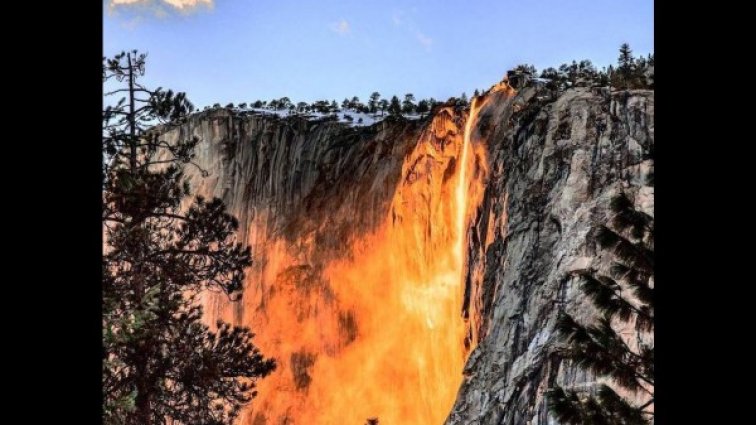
{"left": 540, "top": 67, "right": 561, "bottom": 89}
{"left": 540, "top": 67, "right": 559, "bottom": 80}
{"left": 578, "top": 60, "right": 597, "bottom": 82}
{"left": 350, "top": 96, "right": 360, "bottom": 109}
{"left": 634, "top": 57, "right": 647, "bottom": 89}
{"left": 597, "top": 67, "right": 610, "bottom": 87}
{"left": 568, "top": 60, "right": 579, "bottom": 85}
{"left": 428, "top": 97, "right": 438, "bottom": 110}
{"left": 103, "top": 50, "right": 276, "bottom": 425}
{"left": 618, "top": 43, "right": 635, "bottom": 88}
{"left": 607, "top": 65, "right": 618, "bottom": 88}
{"left": 416, "top": 99, "right": 430, "bottom": 118}
{"left": 459, "top": 92, "right": 468, "bottom": 106}
{"left": 402, "top": 93, "right": 416, "bottom": 114}
{"left": 369, "top": 92, "right": 381, "bottom": 117}
{"left": 389, "top": 95, "right": 402, "bottom": 116}
{"left": 635, "top": 56, "right": 646, "bottom": 72}
{"left": 278, "top": 97, "right": 291, "bottom": 110}
{"left": 514, "top": 63, "right": 537, "bottom": 75}
{"left": 379, "top": 98, "right": 389, "bottom": 117}
{"left": 548, "top": 192, "right": 654, "bottom": 425}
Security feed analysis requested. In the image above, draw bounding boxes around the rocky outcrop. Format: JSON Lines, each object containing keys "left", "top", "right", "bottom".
{"left": 165, "top": 84, "right": 654, "bottom": 425}
{"left": 449, "top": 87, "right": 654, "bottom": 425}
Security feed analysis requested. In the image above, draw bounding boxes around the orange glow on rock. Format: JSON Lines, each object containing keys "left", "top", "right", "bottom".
{"left": 204, "top": 100, "right": 496, "bottom": 425}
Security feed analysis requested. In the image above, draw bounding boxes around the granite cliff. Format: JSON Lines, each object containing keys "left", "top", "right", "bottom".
{"left": 162, "top": 81, "right": 654, "bottom": 425}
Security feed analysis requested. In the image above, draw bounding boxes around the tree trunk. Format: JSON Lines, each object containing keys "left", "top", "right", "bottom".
{"left": 134, "top": 351, "right": 152, "bottom": 425}
{"left": 127, "top": 52, "right": 137, "bottom": 174}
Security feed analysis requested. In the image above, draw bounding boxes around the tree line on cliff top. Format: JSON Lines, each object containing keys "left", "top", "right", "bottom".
{"left": 213, "top": 92, "right": 441, "bottom": 119}
{"left": 534, "top": 43, "right": 654, "bottom": 90}
{"left": 207, "top": 43, "right": 652, "bottom": 120}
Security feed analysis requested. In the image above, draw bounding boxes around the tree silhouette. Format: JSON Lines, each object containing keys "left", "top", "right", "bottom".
{"left": 416, "top": 99, "right": 430, "bottom": 118}
{"left": 428, "top": 97, "right": 438, "bottom": 111}
{"left": 379, "top": 99, "right": 389, "bottom": 117}
{"left": 369, "top": 92, "right": 381, "bottom": 117}
{"left": 389, "top": 95, "right": 402, "bottom": 116}
{"left": 350, "top": 96, "right": 360, "bottom": 110}
{"left": 402, "top": 93, "right": 416, "bottom": 114}
{"left": 513, "top": 63, "right": 537, "bottom": 75}
{"left": 458, "top": 92, "right": 468, "bottom": 106}
{"left": 577, "top": 60, "right": 597, "bottom": 82}
{"left": 312, "top": 100, "right": 330, "bottom": 113}
{"left": 617, "top": 43, "right": 635, "bottom": 88}
{"left": 103, "top": 50, "right": 276, "bottom": 425}
{"left": 548, "top": 192, "right": 654, "bottom": 424}
{"left": 278, "top": 97, "right": 292, "bottom": 110}
{"left": 597, "top": 67, "right": 610, "bottom": 87}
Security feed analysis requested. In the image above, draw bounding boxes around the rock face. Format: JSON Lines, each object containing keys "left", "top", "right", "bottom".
{"left": 165, "top": 84, "right": 654, "bottom": 425}
{"left": 449, "top": 86, "right": 654, "bottom": 425}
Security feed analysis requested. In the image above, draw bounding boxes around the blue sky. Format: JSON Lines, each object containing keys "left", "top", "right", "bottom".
{"left": 104, "top": 0, "right": 653, "bottom": 107}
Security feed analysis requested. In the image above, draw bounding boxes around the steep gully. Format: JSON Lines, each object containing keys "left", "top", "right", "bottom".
{"left": 165, "top": 78, "right": 654, "bottom": 425}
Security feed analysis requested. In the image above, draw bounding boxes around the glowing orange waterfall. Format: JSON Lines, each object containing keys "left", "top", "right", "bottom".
{"left": 456, "top": 97, "right": 480, "bottom": 284}
{"left": 212, "top": 100, "right": 490, "bottom": 425}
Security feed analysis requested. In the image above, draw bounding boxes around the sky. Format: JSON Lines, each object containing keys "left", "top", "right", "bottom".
{"left": 104, "top": 0, "right": 653, "bottom": 108}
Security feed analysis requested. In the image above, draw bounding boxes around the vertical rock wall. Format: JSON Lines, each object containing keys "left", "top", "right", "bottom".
{"left": 449, "top": 87, "right": 654, "bottom": 425}
{"left": 166, "top": 84, "right": 653, "bottom": 425}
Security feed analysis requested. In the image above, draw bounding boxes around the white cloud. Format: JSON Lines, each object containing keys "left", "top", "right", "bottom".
{"left": 109, "top": 0, "right": 213, "bottom": 15}
{"left": 392, "top": 9, "right": 433, "bottom": 51}
{"left": 330, "top": 19, "right": 351, "bottom": 35}
{"left": 161, "top": 0, "right": 212, "bottom": 9}
{"left": 416, "top": 31, "right": 432, "bottom": 50}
